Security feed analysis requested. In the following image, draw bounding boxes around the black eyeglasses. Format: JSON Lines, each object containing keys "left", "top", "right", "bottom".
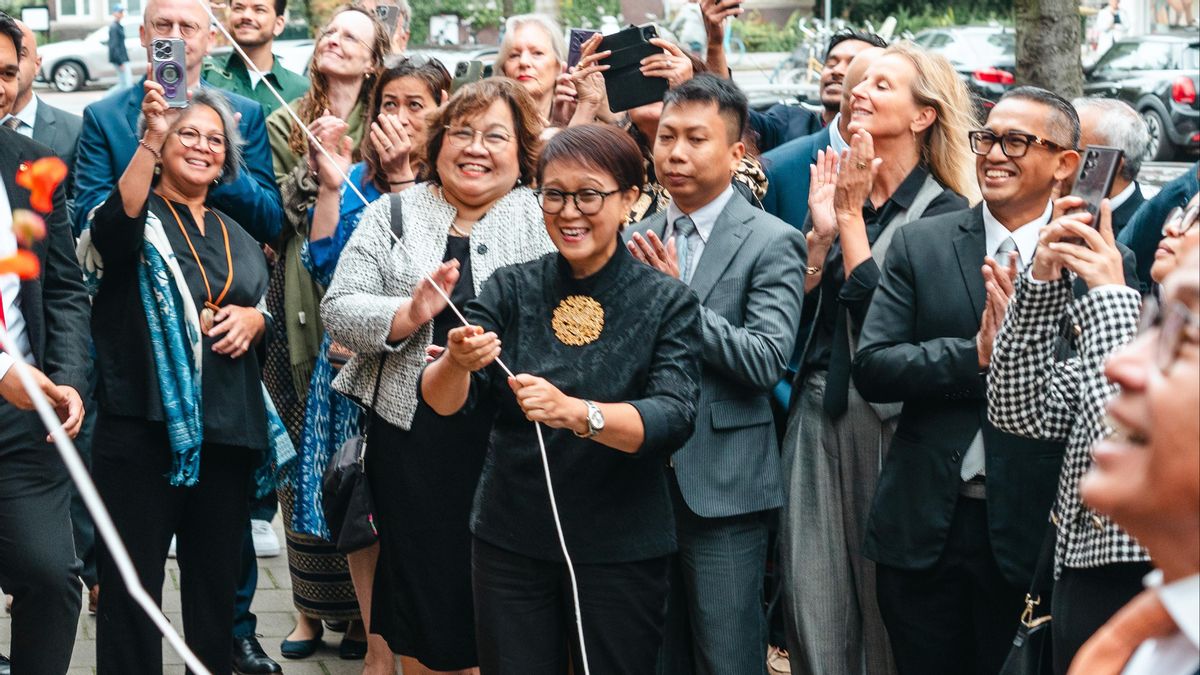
{"left": 1137, "top": 294, "right": 1200, "bottom": 373}
{"left": 1161, "top": 198, "right": 1200, "bottom": 238}
{"left": 969, "top": 130, "right": 1072, "bottom": 158}
{"left": 534, "top": 188, "right": 621, "bottom": 215}
{"left": 174, "top": 127, "right": 227, "bottom": 152}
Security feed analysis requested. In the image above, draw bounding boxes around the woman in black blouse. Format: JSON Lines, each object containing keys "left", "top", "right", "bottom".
{"left": 422, "top": 123, "right": 702, "bottom": 674}
{"left": 86, "top": 84, "right": 271, "bottom": 674}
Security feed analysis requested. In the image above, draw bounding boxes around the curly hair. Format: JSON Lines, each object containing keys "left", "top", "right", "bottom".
{"left": 423, "top": 78, "right": 543, "bottom": 187}
{"left": 361, "top": 55, "right": 452, "bottom": 193}
{"left": 286, "top": 5, "right": 391, "bottom": 157}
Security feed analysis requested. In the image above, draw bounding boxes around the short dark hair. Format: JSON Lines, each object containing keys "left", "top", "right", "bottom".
{"left": 998, "top": 85, "right": 1081, "bottom": 149}
{"left": 824, "top": 29, "right": 887, "bottom": 62}
{"left": 424, "top": 78, "right": 542, "bottom": 187}
{"left": 662, "top": 74, "right": 748, "bottom": 144}
{"left": 537, "top": 123, "right": 645, "bottom": 192}
{"left": 0, "top": 12, "right": 22, "bottom": 58}
{"left": 274, "top": 0, "right": 286, "bottom": 18}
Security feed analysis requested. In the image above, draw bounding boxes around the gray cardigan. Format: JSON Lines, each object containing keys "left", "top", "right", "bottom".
{"left": 321, "top": 184, "right": 556, "bottom": 429}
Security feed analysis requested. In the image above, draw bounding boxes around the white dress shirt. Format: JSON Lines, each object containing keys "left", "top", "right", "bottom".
{"left": 1123, "top": 571, "right": 1200, "bottom": 675}
{"left": 1109, "top": 181, "right": 1139, "bottom": 212}
{"left": 664, "top": 184, "right": 735, "bottom": 284}
{"left": 2, "top": 94, "right": 39, "bottom": 139}
{"left": 961, "top": 200, "right": 1052, "bottom": 480}
{"left": 828, "top": 113, "right": 849, "bottom": 156}
{"left": 0, "top": 177, "right": 33, "bottom": 382}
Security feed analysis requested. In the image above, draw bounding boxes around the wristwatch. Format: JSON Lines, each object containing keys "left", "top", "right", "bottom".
{"left": 574, "top": 400, "right": 605, "bottom": 439}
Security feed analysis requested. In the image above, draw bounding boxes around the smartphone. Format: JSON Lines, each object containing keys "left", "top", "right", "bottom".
{"left": 151, "top": 38, "right": 188, "bottom": 108}
{"left": 567, "top": 27, "right": 601, "bottom": 70}
{"left": 452, "top": 60, "right": 486, "bottom": 93}
{"left": 1067, "top": 145, "right": 1124, "bottom": 235}
{"left": 376, "top": 4, "right": 401, "bottom": 35}
{"left": 598, "top": 23, "right": 668, "bottom": 113}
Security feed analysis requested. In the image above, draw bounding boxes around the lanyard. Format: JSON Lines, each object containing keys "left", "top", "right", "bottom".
{"left": 162, "top": 197, "right": 234, "bottom": 314}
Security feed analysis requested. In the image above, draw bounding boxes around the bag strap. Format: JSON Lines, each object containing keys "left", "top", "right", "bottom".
{"left": 358, "top": 193, "right": 406, "bottom": 462}
{"left": 1019, "top": 521, "right": 1058, "bottom": 627}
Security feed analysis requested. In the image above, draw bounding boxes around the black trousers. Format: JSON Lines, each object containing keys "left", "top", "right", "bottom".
{"left": 93, "top": 414, "right": 254, "bottom": 675}
{"left": 0, "top": 405, "right": 83, "bottom": 675}
{"left": 472, "top": 536, "right": 670, "bottom": 675}
{"left": 1051, "top": 561, "right": 1151, "bottom": 675}
{"left": 876, "top": 496, "right": 1026, "bottom": 675}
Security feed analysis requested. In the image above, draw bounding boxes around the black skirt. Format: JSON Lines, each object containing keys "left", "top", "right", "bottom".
{"left": 366, "top": 394, "right": 493, "bottom": 670}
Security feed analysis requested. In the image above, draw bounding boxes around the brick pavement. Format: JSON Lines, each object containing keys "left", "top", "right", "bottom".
{"left": 0, "top": 516, "right": 374, "bottom": 674}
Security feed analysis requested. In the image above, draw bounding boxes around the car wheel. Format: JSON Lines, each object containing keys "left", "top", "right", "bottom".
{"left": 1141, "top": 108, "right": 1176, "bottom": 161}
{"left": 52, "top": 61, "right": 86, "bottom": 93}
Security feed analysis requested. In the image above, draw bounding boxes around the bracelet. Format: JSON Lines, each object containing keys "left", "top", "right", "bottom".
{"left": 804, "top": 265, "right": 822, "bottom": 276}
{"left": 389, "top": 178, "right": 417, "bottom": 186}
{"left": 138, "top": 137, "right": 162, "bottom": 161}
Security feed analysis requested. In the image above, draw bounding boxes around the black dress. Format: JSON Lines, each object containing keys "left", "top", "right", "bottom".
{"left": 367, "top": 234, "right": 491, "bottom": 670}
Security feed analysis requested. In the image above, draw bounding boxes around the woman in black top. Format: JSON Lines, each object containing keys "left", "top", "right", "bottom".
{"left": 422, "top": 124, "right": 702, "bottom": 674}
{"left": 85, "top": 84, "right": 271, "bottom": 674}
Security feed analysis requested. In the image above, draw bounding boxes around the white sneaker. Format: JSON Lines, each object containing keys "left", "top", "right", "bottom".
{"left": 251, "top": 519, "right": 281, "bottom": 558}
{"left": 167, "top": 535, "right": 177, "bottom": 559}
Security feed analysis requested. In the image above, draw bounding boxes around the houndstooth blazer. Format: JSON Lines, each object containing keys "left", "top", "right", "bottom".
{"left": 988, "top": 273, "right": 1149, "bottom": 578}
{"left": 321, "top": 184, "right": 556, "bottom": 430}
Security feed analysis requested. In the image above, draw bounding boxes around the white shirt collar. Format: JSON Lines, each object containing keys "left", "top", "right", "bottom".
{"left": 1148, "top": 570, "right": 1200, "bottom": 649}
{"left": 828, "top": 114, "right": 849, "bottom": 155}
{"left": 1110, "top": 181, "right": 1138, "bottom": 211}
{"left": 665, "top": 184, "right": 735, "bottom": 244}
{"left": 982, "top": 200, "right": 1051, "bottom": 266}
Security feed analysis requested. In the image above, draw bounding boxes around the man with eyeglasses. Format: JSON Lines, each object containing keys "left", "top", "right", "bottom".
{"left": 850, "top": 86, "right": 1090, "bottom": 674}
{"left": 73, "top": 0, "right": 282, "bottom": 244}
{"left": 202, "top": 0, "right": 308, "bottom": 118}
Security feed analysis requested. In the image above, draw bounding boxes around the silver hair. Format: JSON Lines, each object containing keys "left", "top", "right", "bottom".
{"left": 138, "top": 88, "right": 245, "bottom": 184}
{"left": 395, "top": 0, "right": 411, "bottom": 32}
{"left": 1072, "top": 96, "right": 1150, "bottom": 182}
{"left": 496, "top": 13, "right": 566, "bottom": 72}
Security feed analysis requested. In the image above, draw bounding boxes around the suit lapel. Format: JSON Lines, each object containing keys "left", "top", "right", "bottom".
{"left": 689, "top": 192, "right": 753, "bottom": 303}
{"left": 952, "top": 205, "right": 986, "bottom": 320}
{"left": 33, "top": 100, "right": 56, "bottom": 150}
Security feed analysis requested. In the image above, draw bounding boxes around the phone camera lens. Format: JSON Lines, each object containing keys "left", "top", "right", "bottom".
{"left": 159, "top": 63, "right": 180, "bottom": 84}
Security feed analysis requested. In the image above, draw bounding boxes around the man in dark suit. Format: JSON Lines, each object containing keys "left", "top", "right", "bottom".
{"left": 851, "top": 87, "right": 1086, "bottom": 674}
{"left": 0, "top": 13, "right": 92, "bottom": 674}
{"left": 73, "top": 0, "right": 282, "bottom": 242}
{"left": 1119, "top": 162, "right": 1199, "bottom": 293}
{"left": 1073, "top": 97, "right": 1148, "bottom": 238}
{"left": 627, "top": 74, "right": 807, "bottom": 675}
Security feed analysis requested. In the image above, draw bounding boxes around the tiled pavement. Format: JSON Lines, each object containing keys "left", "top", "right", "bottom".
{"left": 0, "top": 516, "right": 374, "bottom": 674}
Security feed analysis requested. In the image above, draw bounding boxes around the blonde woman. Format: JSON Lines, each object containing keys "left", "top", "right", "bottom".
{"left": 777, "top": 42, "right": 976, "bottom": 675}
{"left": 496, "top": 13, "right": 566, "bottom": 126}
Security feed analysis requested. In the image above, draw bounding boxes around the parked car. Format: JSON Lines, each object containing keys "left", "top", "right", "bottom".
{"left": 913, "top": 26, "right": 1016, "bottom": 116}
{"left": 37, "top": 18, "right": 147, "bottom": 92}
{"left": 1084, "top": 35, "right": 1200, "bottom": 161}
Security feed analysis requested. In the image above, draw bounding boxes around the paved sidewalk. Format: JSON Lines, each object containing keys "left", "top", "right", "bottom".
{"left": 0, "top": 516, "right": 373, "bottom": 674}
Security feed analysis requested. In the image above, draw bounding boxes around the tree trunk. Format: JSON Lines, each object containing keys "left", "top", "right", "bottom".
{"left": 1015, "top": 0, "right": 1083, "bottom": 99}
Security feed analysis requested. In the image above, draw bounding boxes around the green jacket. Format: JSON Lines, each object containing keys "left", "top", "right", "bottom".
{"left": 202, "top": 52, "right": 309, "bottom": 117}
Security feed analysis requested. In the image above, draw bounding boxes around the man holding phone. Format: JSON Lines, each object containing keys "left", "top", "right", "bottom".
{"left": 202, "top": 0, "right": 308, "bottom": 117}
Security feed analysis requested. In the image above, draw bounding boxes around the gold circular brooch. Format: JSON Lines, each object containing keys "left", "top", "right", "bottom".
{"left": 552, "top": 295, "right": 605, "bottom": 346}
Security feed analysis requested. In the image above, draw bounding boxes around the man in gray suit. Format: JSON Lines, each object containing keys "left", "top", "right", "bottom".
{"left": 627, "top": 74, "right": 807, "bottom": 675}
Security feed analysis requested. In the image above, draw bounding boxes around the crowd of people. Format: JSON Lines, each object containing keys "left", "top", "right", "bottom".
{"left": 0, "top": 0, "right": 1196, "bottom": 674}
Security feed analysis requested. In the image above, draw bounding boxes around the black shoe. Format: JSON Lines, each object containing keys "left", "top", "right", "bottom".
{"left": 0, "top": 653, "right": 10, "bottom": 675}
{"left": 232, "top": 635, "right": 283, "bottom": 674}
{"left": 324, "top": 619, "right": 350, "bottom": 633}
{"left": 339, "top": 635, "right": 368, "bottom": 660}
{"left": 280, "top": 624, "right": 323, "bottom": 660}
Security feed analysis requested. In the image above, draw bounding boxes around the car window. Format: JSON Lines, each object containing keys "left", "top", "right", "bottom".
{"left": 1184, "top": 45, "right": 1199, "bottom": 70}
{"left": 965, "top": 31, "right": 1014, "bottom": 64}
{"left": 1101, "top": 40, "right": 1176, "bottom": 71}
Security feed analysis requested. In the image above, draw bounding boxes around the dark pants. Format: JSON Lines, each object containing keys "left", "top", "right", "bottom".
{"left": 659, "top": 475, "right": 770, "bottom": 675}
{"left": 472, "top": 536, "right": 670, "bottom": 675}
{"left": 232, "top": 521, "right": 258, "bottom": 639}
{"left": 93, "top": 414, "right": 254, "bottom": 675}
{"left": 0, "top": 405, "right": 83, "bottom": 675}
{"left": 1051, "top": 561, "right": 1151, "bottom": 675}
{"left": 876, "top": 496, "right": 1026, "bottom": 675}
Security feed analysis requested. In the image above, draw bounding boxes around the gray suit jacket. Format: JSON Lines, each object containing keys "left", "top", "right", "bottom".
{"left": 32, "top": 98, "right": 83, "bottom": 214}
{"left": 628, "top": 191, "right": 807, "bottom": 518}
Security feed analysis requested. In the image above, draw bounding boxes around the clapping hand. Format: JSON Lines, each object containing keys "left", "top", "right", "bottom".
{"left": 406, "top": 260, "right": 461, "bottom": 326}
{"left": 371, "top": 113, "right": 415, "bottom": 184}
{"left": 628, "top": 231, "right": 681, "bottom": 279}
{"left": 808, "top": 148, "right": 840, "bottom": 246}
{"left": 833, "top": 130, "right": 881, "bottom": 224}
{"left": 308, "top": 110, "right": 352, "bottom": 189}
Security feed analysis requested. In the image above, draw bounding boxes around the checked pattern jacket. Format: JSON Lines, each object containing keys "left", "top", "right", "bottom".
{"left": 988, "top": 273, "right": 1149, "bottom": 578}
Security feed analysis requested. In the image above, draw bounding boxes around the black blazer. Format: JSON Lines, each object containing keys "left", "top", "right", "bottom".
{"left": 4, "top": 128, "right": 90, "bottom": 395}
{"left": 1109, "top": 182, "right": 1145, "bottom": 240}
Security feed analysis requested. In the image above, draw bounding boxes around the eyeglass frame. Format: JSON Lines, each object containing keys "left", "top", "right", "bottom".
{"left": 150, "top": 17, "right": 204, "bottom": 38}
{"left": 317, "top": 26, "right": 371, "bottom": 50}
{"left": 533, "top": 187, "right": 622, "bottom": 215}
{"left": 173, "top": 126, "right": 228, "bottom": 152}
{"left": 1161, "top": 199, "right": 1200, "bottom": 238}
{"left": 442, "top": 125, "right": 514, "bottom": 152}
{"left": 1137, "top": 294, "right": 1200, "bottom": 373}
{"left": 968, "top": 129, "right": 1074, "bottom": 158}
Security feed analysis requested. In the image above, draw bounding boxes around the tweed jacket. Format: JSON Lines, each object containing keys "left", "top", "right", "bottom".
{"left": 988, "top": 273, "right": 1148, "bottom": 577}
{"left": 321, "top": 184, "right": 555, "bottom": 429}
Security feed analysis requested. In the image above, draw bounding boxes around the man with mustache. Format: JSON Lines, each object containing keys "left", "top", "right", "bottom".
{"left": 203, "top": 0, "right": 308, "bottom": 117}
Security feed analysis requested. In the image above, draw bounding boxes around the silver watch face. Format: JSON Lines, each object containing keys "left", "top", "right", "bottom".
{"left": 588, "top": 405, "right": 605, "bottom": 431}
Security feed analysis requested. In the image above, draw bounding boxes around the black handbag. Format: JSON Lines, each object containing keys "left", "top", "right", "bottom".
{"left": 999, "top": 524, "right": 1057, "bottom": 675}
{"left": 320, "top": 193, "right": 406, "bottom": 554}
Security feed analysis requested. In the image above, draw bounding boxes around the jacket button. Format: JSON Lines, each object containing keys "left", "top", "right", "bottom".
{"left": 476, "top": 244, "right": 488, "bottom": 255}
{"left": 1091, "top": 514, "right": 1104, "bottom": 530}
{"left": 1073, "top": 324, "right": 1082, "bottom": 337}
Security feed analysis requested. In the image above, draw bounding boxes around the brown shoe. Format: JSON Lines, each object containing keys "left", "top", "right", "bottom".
{"left": 88, "top": 585, "right": 99, "bottom": 615}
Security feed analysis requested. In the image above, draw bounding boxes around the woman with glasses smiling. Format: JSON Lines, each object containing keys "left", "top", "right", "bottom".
{"left": 258, "top": 4, "right": 391, "bottom": 662}
{"left": 321, "top": 78, "right": 554, "bottom": 674}
{"left": 82, "top": 86, "right": 277, "bottom": 673}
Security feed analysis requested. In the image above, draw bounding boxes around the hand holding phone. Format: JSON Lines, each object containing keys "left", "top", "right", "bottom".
{"left": 598, "top": 24, "right": 669, "bottom": 113}
{"left": 151, "top": 38, "right": 188, "bottom": 108}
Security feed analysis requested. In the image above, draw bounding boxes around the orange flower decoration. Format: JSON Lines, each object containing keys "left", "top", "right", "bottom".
{"left": 11, "top": 209, "right": 46, "bottom": 248}
{"left": 0, "top": 250, "right": 40, "bottom": 279}
{"left": 16, "top": 157, "right": 69, "bottom": 214}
